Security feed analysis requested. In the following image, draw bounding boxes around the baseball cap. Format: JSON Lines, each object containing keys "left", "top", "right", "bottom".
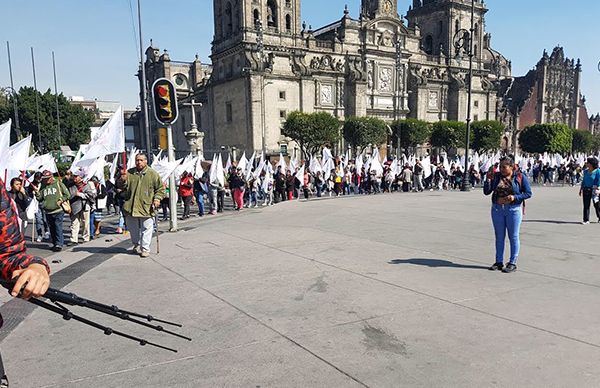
{"left": 41, "top": 170, "right": 53, "bottom": 179}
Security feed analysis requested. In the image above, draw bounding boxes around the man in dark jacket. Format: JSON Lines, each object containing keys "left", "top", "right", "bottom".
{"left": 7, "top": 178, "right": 31, "bottom": 230}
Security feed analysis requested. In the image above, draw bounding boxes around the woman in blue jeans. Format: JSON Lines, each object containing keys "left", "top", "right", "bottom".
{"left": 483, "top": 156, "right": 532, "bottom": 273}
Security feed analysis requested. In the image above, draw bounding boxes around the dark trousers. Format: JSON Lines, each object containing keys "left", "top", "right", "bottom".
{"left": 582, "top": 188, "right": 600, "bottom": 222}
{"left": 46, "top": 211, "right": 64, "bottom": 248}
{"left": 217, "top": 190, "right": 224, "bottom": 212}
{"left": 161, "top": 198, "right": 170, "bottom": 220}
{"left": 182, "top": 195, "right": 192, "bottom": 218}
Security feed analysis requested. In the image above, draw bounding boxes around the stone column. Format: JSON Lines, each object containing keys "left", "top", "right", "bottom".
{"left": 183, "top": 99, "right": 205, "bottom": 159}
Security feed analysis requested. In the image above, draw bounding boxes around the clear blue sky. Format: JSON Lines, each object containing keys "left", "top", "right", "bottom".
{"left": 2, "top": 0, "right": 599, "bottom": 114}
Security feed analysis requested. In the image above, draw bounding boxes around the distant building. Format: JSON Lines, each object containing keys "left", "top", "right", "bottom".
{"left": 140, "top": 0, "right": 597, "bottom": 157}
{"left": 499, "top": 47, "right": 597, "bottom": 151}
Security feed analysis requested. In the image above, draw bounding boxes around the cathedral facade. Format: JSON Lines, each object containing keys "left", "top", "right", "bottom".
{"left": 141, "top": 0, "right": 594, "bottom": 158}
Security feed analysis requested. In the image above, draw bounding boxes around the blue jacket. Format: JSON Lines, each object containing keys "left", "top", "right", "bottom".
{"left": 483, "top": 172, "right": 532, "bottom": 205}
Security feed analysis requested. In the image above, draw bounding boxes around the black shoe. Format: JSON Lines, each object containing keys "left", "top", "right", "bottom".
{"left": 52, "top": 246, "right": 62, "bottom": 252}
{"left": 502, "top": 264, "right": 517, "bottom": 273}
{"left": 489, "top": 262, "right": 504, "bottom": 271}
{"left": 66, "top": 241, "right": 77, "bottom": 247}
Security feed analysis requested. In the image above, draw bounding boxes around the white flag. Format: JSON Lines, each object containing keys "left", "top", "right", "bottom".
{"left": 80, "top": 106, "right": 125, "bottom": 161}
{"left": 4, "top": 135, "right": 32, "bottom": 171}
{"left": 127, "top": 147, "right": 138, "bottom": 170}
{"left": 0, "top": 119, "right": 12, "bottom": 158}
{"left": 295, "top": 164, "right": 305, "bottom": 187}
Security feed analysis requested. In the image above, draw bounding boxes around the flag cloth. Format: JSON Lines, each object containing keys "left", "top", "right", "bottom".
{"left": 0, "top": 119, "right": 11, "bottom": 160}
{"left": 127, "top": 147, "right": 138, "bottom": 170}
{"left": 295, "top": 164, "right": 305, "bottom": 187}
{"left": 80, "top": 106, "right": 125, "bottom": 161}
{"left": 3, "top": 135, "right": 32, "bottom": 171}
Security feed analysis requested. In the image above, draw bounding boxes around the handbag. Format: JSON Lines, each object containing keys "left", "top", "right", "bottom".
{"left": 60, "top": 200, "right": 72, "bottom": 214}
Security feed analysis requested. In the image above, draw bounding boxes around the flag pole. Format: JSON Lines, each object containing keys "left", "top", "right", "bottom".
{"left": 30, "top": 47, "right": 42, "bottom": 152}
{"left": 6, "top": 41, "right": 21, "bottom": 139}
{"left": 137, "top": 0, "right": 151, "bottom": 154}
{"left": 52, "top": 51, "right": 62, "bottom": 147}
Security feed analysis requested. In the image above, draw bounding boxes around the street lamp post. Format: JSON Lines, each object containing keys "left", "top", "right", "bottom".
{"left": 395, "top": 35, "right": 403, "bottom": 157}
{"left": 256, "top": 19, "right": 268, "bottom": 156}
{"left": 454, "top": 0, "right": 475, "bottom": 192}
{"left": 5, "top": 42, "right": 21, "bottom": 140}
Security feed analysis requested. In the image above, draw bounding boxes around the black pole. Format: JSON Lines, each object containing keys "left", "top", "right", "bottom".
{"left": 138, "top": 0, "right": 151, "bottom": 154}
{"left": 31, "top": 47, "right": 42, "bottom": 152}
{"left": 52, "top": 51, "right": 62, "bottom": 147}
{"left": 461, "top": 0, "right": 475, "bottom": 192}
{"left": 6, "top": 42, "right": 21, "bottom": 139}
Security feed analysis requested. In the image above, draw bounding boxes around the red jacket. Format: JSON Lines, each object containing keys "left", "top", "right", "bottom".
{"left": 0, "top": 180, "right": 51, "bottom": 328}
{"left": 178, "top": 176, "right": 194, "bottom": 197}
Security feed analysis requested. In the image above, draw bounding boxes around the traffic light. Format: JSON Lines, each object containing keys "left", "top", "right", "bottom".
{"left": 151, "top": 78, "right": 179, "bottom": 125}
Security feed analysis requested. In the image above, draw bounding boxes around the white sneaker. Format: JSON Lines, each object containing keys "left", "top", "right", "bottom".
{"left": 44, "top": 232, "right": 50, "bottom": 240}
{"left": 35, "top": 237, "right": 42, "bottom": 243}
{"left": 582, "top": 221, "right": 590, "bottom": 225}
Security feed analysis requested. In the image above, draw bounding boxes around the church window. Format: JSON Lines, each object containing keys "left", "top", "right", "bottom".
{"left": 285, "top": 14, "right": 292, "bottom": 32}
{"left": 474, "top": 100, "right": 479, "bottom": 108}
{"left": 474, "top": 114, "right": 479, "bottom": 122}
{"left": 233, "top": 3, "right": 240, "bottom": 32}
{"left": 474, "top": 23, "right": 479, "bottom": 40}
{"left": 473, "top": 44, "right": 478, "bottom": 57}
{"left": 267, "top": 0, "right": 278, "bottom": 28}
{"left": 285, "top": 0, "right": 292, "bottom": 7}
{"left": 279, "top": 91, "right": 286, "bottom": 100}
{"left": 254, "top": 9, "right": 260, "bottom": 27}
{"left": 224, "top": 2, "right": 233, "bottom": 36}
{"left": 455, "top": 19, "right": 460, "bottom": 33}
{"left": 279, "top": 110, "right": 287, "bottom": 119}
{"left": 438, "top": 20, "right": 443, "bottom": 36}
{"left": 226, "top": 102, "right": 233, "bottom": 123}
{"left": 424, "top": 35, "right": 433, "bottom": 55}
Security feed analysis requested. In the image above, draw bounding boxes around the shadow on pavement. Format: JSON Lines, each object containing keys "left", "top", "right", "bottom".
{"left": 523, "top": 219, "right": 582, "bottom": 225}
{"left": 388, "top": 258, "right": 489, "bottom": 270}
{"left": 71, "top": 246, "right": 129, "bottom": 255}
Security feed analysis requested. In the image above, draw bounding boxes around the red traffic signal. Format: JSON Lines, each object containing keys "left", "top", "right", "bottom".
{"left": 151, "top": 78, "right": 179, "bottom": 125}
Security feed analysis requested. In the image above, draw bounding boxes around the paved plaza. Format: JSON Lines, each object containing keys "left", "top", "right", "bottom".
{"left": 1, "top": 186, "right": 599, "bottom": 387}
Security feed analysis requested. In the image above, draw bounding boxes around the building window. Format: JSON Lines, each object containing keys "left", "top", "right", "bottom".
{"left": 474, "top": 100, "right": 479, "bottom": 108}
{"left": 424, "top": 35, "right": 433, "bottom": 55}
{"left": 279, "top": 91, "right": 286, "bottom": 100}
{"left": 253, "top": 9, "right": 260, "bottom": 27}
{"left": 224, "top": 2, "right": 233, "bottom": 36}
{"left": 473, "top": 114, "right": 479, "bottom": 122}
{"left": 279, "top": 110, "right": 287, "bottom": 119}
{"left": 267, "top": 0, "right": 278, "bottom": 28}
{"left": 285, "top": 0, "right": 291, "bottom": 7}
{"left": 226, "top": 102, "right": 233, "bottom": 123}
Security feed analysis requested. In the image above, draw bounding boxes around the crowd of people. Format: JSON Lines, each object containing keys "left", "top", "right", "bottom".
{"left": 5, "top": 150, "right": 599, "bottom": 258}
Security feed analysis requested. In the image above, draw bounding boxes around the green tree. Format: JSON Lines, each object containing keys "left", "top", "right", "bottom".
{"left": 391, "top": 119, "right": 431, "bottom": 151}
{"left": 572, "top": 129, "right": 594, "bottom": 153}
{"left": 282, "top": 111, "right": 340, "bottom": 158}
{"left": 430, "top": 121, "right": 467, "bottom": 152}
{"left": 342, "top": 116, "right": 388, "bottom": 152}
{"left": 0, "top": 87, "right": 95, "bottom": 152}
{"left": 519, "top": 123, "right": 573, "bottom": 154}
{"left": 471, "top": 120, "right": 504, "bottom": 152}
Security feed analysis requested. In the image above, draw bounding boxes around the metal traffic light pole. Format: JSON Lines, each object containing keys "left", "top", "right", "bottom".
{"left": 151, "top": 78, "right": 179, "bottom": 232}
{"left": 166, "top": 123, "right": 177, "bottom": 232}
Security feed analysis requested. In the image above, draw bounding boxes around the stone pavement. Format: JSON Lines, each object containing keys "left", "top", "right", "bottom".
{"left": 1, "top": 186, "right": 599, "bottom": 387}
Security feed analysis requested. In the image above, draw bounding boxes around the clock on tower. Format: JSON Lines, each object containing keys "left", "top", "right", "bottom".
{"left": 362, "top": 0, "right": 397, "bottom": 18}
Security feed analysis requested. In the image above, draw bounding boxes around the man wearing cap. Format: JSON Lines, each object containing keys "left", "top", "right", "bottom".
{"left": 66, "top": 171, "right": 97, "bottom": 246}
{"left": 116, "top": 154, "right": 164, "bottom": 258}
{"left": 35, "top": 171, "right": 70, "bottom": 252}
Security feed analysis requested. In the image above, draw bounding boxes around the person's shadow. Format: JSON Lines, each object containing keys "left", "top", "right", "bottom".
{"left": 388, "top": 258, "right": 489, "bottom": 270}
{"left": 523, "top": 219, "right": 581, "bottom": 225}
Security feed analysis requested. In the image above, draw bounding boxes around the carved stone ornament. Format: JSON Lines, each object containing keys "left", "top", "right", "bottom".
{"left": 428, "top": 90, "right": 439, "bottom": 110}
{"left": 379, "top": 67, "right": 393, "bottom": 92}
{"left": 320, "top": 84, "right": 333, "bottom": 104}
{"left": 368, "top": 71, "right": 374, "bottom": 88}
{"left": 377, "top": 30, "right": 394, "bottom": 47}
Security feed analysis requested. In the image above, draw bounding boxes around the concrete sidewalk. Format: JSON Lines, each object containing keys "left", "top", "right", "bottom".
{"left": 1, "top": 186, "right": 599, "bottom": 387}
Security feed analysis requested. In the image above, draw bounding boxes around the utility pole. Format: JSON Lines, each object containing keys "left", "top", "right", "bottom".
{"left": 138, "top": 0, "right": 151, "bottom": 154}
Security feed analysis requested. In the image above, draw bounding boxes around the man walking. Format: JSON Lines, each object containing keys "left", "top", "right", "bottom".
{"left": 117, "top": 154, "right": 164, "bottom": 258}
{"left": 36, "top": 170, "right": 70, "bottom": 252}
{"left": 66, "top": 171, "right": 96, "bottom": 246}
